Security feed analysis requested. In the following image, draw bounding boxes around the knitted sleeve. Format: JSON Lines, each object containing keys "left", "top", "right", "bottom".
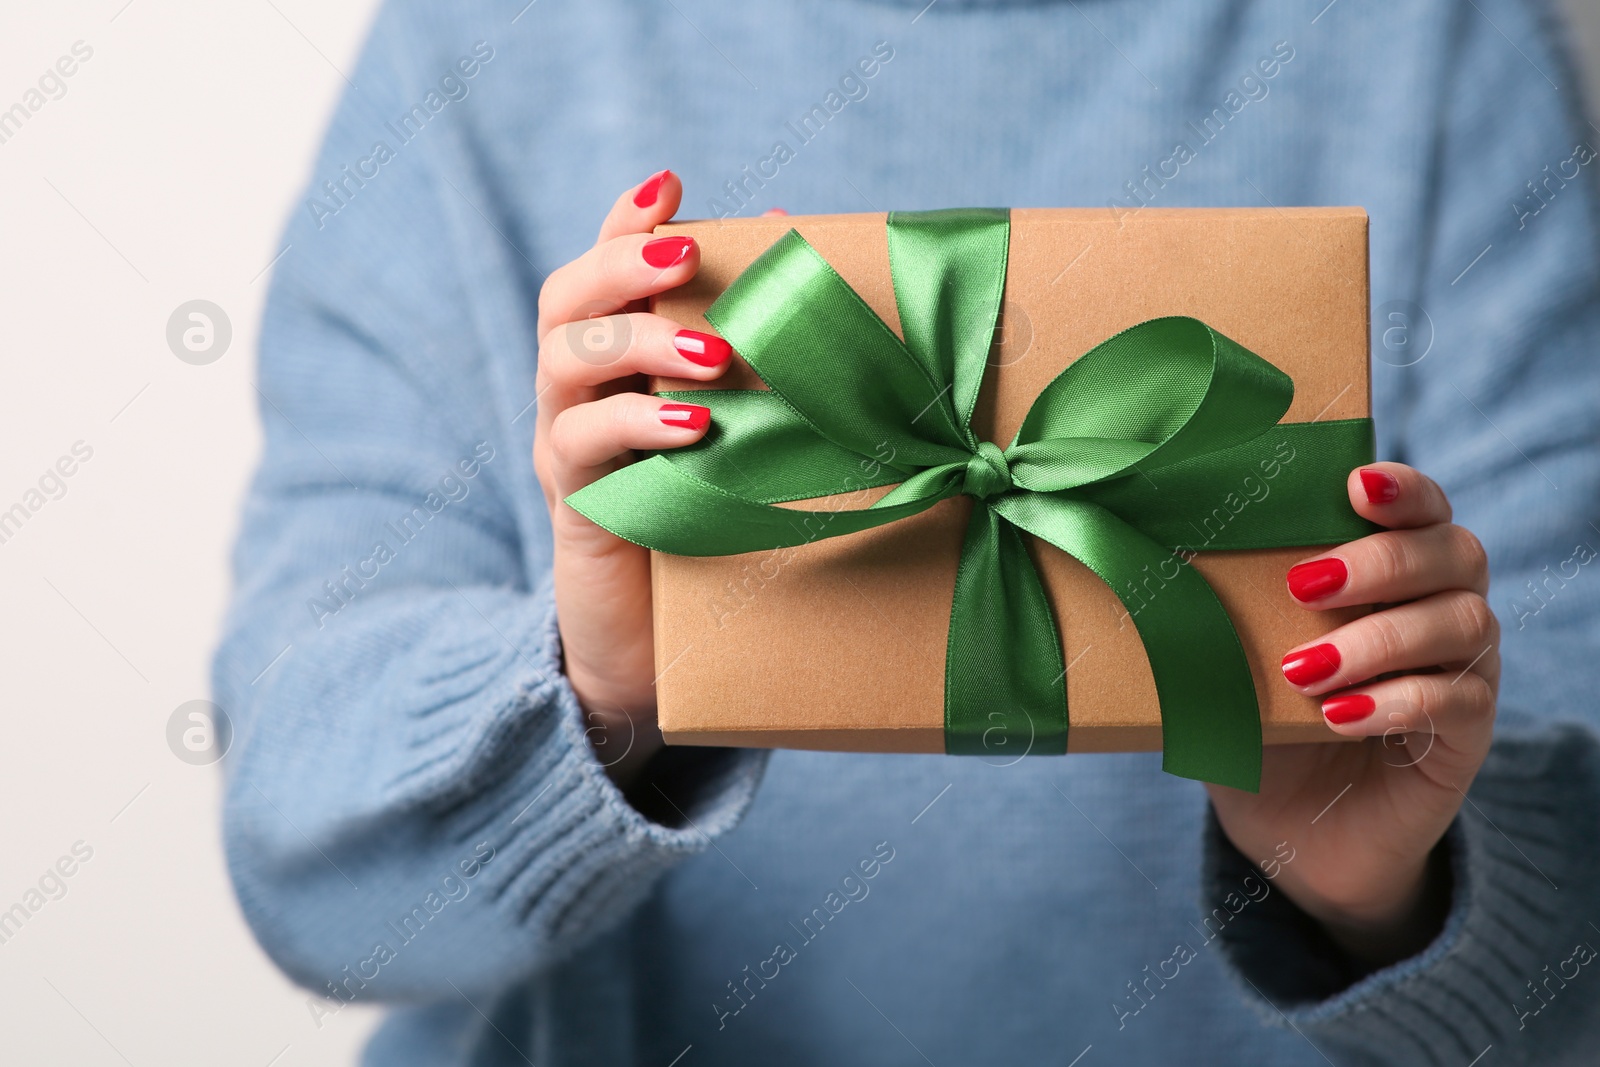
{"left": 214, "top": 5, "right": 767, "bottom": 1002}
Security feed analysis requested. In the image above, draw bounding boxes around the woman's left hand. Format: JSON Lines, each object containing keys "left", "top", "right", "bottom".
{"left": 1207, "top": 462, "right": 1499, "bottom": 966}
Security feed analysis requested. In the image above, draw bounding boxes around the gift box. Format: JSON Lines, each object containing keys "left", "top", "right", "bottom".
{"left": 570, "top": 207, "right": 1374, "bottom": 790}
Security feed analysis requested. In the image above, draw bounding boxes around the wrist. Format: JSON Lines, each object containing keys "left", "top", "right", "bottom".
{"left": 572, "top": 695, "right": 664, "bottom": 791}
{"left": 1293, "top": 841, "right": 1453, "bottom": 968}
{"left": 560, "top": 653, "right": 664, "bottom": 787}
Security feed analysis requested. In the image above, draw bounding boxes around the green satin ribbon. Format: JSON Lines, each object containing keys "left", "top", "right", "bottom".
{"left": 567, "top": 208, "right": 1375, "bottom": 791}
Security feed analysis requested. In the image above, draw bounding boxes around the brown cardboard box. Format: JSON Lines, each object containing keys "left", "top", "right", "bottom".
{"left": 647, "top": 207, "right": 1370, "bottom": 754}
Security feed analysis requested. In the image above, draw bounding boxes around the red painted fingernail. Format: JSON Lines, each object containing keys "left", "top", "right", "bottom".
{"left": 1360, "top": 468, "right": 1399, "bottom": 505}
{"left": 674, "top": 329, "right": 733, "bottom": 367}
{"left": 1322, "top": 693, "right": 1375, "bottom": 725}
{"left": 1281, "top": 643, "right": 1342, "bottom": 686}
{"left": 1287, "top": 558, "right": 1348, "bottom": 602}
{"left": 642, "top": 236, "right": 694, "bottom": 269}
{"left": 659, "top": 402, "right": 710, "bottom": 430}
{"left": 633, "top": 170, "right": 671, "bottom": 208}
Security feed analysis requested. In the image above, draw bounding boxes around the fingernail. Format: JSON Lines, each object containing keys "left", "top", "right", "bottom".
{"left": 674, "top": 329, "right": 733, "bottom": 367}
{"left": 643, "top": 236, "right": 694, "bottom": 269}
{"left": 1287, "top": 558, "right": 1348, "bottom": 602}
{"left": 1322, "top": 693, "right": 1375, "bottom": 725}
{"left": 1359, "top": 468, "right": 1399, "bottom": 505}
{"left": 1281, "top": 643, "right": 1342, "bottom": 686}
{"left": 633, "top": 170, "right": 671, "bottom": 208}
{"left": 659, "top": 402, "right": 710, "bottom": 430}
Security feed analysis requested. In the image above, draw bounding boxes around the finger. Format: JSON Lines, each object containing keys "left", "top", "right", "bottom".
{"left": 1347, "top": 462, "right": 1451, "bottom": 529}
{"left": 761, "top": 207, "right": 789, "bottom": 217}
{"left": 537, "top": 231, "right": 700, "bottom": 340}
{"left": 598, "top": 169, "right": 683, "bottom": 244}
{"left": 1317, "top": 672, "right": 1496, "bottom": 771}
{"left": 1287, "top": 523, "right": 1490, "bottom": 608}
{"left": 546, "top": 393, "right": 710, "bottom": 498}
{"left": 540, "top": 312, "right": 735, "bottom": 392}
{"left": 1280, "top": 590, "right": 1500, "bottom": 696}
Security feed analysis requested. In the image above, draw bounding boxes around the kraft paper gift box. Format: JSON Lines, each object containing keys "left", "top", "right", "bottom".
{"left": 572, "top": 207, "right": 1373, "bottom": 787}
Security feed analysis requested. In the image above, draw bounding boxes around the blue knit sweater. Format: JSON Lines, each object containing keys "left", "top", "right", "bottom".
{"left": 216, "top": 0, "right": 1600, "bottom": 1063}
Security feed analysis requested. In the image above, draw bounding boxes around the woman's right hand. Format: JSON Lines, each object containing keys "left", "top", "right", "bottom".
{"left": 532, "top": 170, "right": 733, "bottom": 787}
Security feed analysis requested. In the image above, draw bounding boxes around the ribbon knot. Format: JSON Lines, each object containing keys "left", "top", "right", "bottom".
{"left": 567, "top": 208, "right": 1377, "bottom": 792}
{"left": 962, "top": 441, "right": 1012, "bottom": 500}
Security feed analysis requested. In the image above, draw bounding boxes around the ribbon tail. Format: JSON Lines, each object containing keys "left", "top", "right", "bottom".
{"left": 566, "top": 456, "right": 949, "bottom": 556}
{"left": 994, "top": 492, "right": 1262, "bottom": 791}
{"left": 944, "top": 501, "right": 1069, "bottom": 758}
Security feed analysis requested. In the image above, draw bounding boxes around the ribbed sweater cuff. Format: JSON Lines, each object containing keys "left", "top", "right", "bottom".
{"left": 1203, "top": 732, "right": 1600, "bottom": 1066}
{"left": 385, "top": 578, "right": 769, "bottom": 975}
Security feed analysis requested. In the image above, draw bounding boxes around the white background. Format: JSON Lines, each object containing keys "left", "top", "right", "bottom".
{"left": 1, "top": 2, "right": 1597, "bottom": 1064}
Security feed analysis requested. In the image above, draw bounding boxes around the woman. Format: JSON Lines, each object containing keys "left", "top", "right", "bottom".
{"left": 217, "top": 0, "right": 1600, "bottom": 1062}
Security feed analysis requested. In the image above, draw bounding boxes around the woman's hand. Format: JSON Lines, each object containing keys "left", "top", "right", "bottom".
{"left": 1207, "top": 462, "right": 1499, "bottom": 966}
{"left": 532, "top": 170, "right": 734, "bottom": 787}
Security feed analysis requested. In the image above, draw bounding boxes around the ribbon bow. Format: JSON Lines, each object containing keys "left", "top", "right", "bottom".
{"left": 568, "top": 209, "right": 1374, "bottom": 791}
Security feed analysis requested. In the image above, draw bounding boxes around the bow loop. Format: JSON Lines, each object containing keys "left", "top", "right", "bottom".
{"left": 1014, "top": 317, "right": 1295, "bottom": 479}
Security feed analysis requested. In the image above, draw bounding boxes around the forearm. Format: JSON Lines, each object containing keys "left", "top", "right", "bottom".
{"left": 1307, "top": 841, "right": 1451, "bottom": 970}
{"left": 1241, "top": 844, "right": 1447, "bottom": 980}
{"left": 219, "top": 577, "right": 767, "bottom": 999}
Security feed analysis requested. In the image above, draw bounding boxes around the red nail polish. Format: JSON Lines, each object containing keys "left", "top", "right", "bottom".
{"left": 1281, "top": 643, "right": 1341, "bottom": 686}
{"left": 1287, "top": 558, "right": 1348, "bottom": 602}
{"left": 633, "top": 170, "right": 671, "bottom": 208}
{"left": 642, "top": 236, "right": 694, "bottom": 269}
{"left": 1322, "top": 693, "right": 1375, "bottom": 725}
{"left": 673, "top": 330, "right": 733, "bottom": 367}
{"left": 659, "top": 402, "right": 710, "bottom": 430}
{"left": 1359, "top": 468, "right": 1399, "bottom": 505}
